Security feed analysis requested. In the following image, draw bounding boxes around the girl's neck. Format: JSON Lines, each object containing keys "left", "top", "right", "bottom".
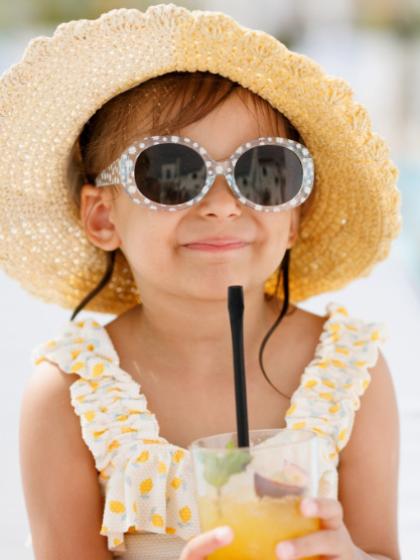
{"left": 110, "top": 288, "right": 293, "bottom": 380}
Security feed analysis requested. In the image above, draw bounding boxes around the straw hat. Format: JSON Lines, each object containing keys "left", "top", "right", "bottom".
{"left": 0, "top": 4, "right": 401, "bottom": 314}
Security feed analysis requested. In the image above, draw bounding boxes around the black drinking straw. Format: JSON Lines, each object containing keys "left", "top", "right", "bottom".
{"left": 227, "top": 286, "right": 250, "bottom": 447}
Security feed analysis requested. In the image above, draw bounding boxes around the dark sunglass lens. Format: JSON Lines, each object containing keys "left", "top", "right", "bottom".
{"left": 234, "top": 145, "right": 303, "bottom": 206}
{"left": 134, "top": 143, "right": 206, "bottom": 205}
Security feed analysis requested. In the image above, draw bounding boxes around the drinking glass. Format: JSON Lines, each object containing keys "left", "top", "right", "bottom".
{"left": 190, "top": 428, "right": 321, "bottom": 560}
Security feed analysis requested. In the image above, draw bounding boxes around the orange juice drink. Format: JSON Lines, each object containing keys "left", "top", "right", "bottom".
{"left": 190, "top": 429, "right": 321, "bottom": 560}
{"left": 198, "top": 494, "right": 320, "bottom": 560}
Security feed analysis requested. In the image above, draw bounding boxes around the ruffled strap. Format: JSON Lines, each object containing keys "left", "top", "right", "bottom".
{"left": 285, "top": 303, "right": 387, "bottom": 471}
{"left": 31, "top": 319, "right": 200, "bottom": 552}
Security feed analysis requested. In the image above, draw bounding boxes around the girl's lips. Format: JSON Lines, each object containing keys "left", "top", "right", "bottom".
{"left": 183, "top": 241, "right": 249, "bottom": 252}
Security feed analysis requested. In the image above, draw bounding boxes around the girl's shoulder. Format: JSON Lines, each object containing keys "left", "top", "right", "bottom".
{"left": 294, "top": 301, "right": 387, "bottom": 347}
{"left": 285, "top": 301, "right": 388, "bottom": 459}
{"left": 30, "top": 317, "right": 199, "bottom": 552}
{"left": 276, "top": 301, "right": 387, "bottom": 381}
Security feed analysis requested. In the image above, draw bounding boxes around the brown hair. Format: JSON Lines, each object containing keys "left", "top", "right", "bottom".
{"left": 69, "top": 71, "right": 303, "bottom": 401}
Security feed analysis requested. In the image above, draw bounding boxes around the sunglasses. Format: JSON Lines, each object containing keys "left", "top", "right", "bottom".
{"left": 95, "top": 135, "right": 315, "bottom": 213}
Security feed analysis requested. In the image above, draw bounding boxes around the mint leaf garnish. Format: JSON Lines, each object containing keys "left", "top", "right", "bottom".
{"left": 199, "top": 447, "right": 252, "bottom": 490}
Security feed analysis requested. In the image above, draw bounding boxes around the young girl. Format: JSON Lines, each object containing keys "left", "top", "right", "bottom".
{"left": 0, "top": 4, "right": 401, "bottom": 560}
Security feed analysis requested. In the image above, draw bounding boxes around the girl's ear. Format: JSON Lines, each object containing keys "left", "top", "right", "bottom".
{"left": 287, "top": 206, "right": 301, "bottom": 249}
{"left": 80, "top": 184, "right": 122, "bottom": 251}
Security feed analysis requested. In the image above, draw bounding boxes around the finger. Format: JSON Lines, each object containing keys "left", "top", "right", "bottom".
{"left": 180, "top": 526, "right": 234, "bottom": 560}
{"left": 300, "top": 497, "right": 343, "bottom": 530}
{"left": 276, "top": 529, "right": 342, "bottom": 559}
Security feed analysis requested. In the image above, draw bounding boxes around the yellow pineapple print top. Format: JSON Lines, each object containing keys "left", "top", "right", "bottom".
{"left": 31, "top": 302, "right": 386, "bottom": 553}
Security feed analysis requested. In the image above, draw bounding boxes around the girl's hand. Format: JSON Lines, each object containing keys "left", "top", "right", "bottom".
{"left": 179, "top": 526, "right": 233, "bottom": 560}
{"left": 276, "top": 497, "right": 358, "bottom": 560}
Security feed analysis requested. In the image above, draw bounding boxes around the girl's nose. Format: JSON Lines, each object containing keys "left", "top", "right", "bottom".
{"left": 196, "top": 175, "right": 242, "bottom": 218}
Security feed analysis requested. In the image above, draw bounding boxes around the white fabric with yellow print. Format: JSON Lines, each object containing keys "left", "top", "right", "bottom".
{"left": 30, "top": 302, "right": 385, "bottom": 555}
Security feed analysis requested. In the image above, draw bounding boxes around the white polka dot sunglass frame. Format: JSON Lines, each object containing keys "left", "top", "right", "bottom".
{"left": 95, "top": 135, "right": 315, "bottom": 213}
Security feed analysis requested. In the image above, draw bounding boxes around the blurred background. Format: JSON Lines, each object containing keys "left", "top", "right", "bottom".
{"left": 1, "top": 0, "right": 419, "bottom": 558}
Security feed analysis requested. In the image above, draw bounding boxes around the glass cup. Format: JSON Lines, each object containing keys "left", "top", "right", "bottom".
{"left": 190, "top": 428, "right": 321, "bottom": 560}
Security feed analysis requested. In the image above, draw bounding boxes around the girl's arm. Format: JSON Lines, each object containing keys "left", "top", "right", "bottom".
{"left": 338, "top": 350, "right": 400, "bottom": 560}
{"left": 19, "top": 361, "right": 113, "bottom": 560}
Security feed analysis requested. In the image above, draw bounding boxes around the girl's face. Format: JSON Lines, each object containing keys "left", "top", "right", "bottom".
{"left": 81, "top": 90, "right": 300, "bottom": 302}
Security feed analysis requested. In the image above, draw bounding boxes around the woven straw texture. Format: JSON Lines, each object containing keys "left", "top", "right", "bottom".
{"left": 0, "top": 4, "right": 401, "bottom": 314}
